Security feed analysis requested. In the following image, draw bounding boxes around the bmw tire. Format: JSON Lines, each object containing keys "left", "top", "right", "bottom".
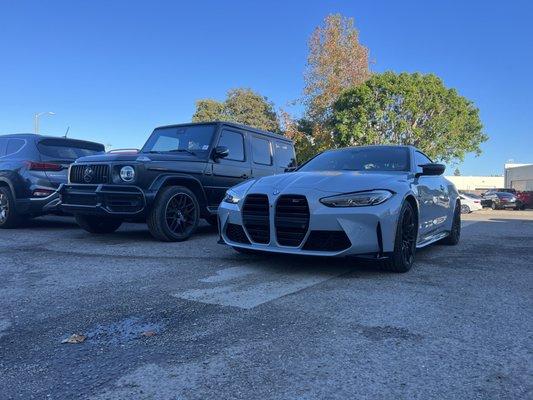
{"left": 440, "top": 203, "right": 461, "bottom": 246}
{"left": 381, "top": 201, "right": 417, "bottom": 273}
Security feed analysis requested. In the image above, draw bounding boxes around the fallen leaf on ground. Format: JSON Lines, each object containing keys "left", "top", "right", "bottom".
{"left": 141, "top": 331, "right": 157, "bottom": 337}
{"left": 62, "top": 334, "right": 86, "bottom": 344}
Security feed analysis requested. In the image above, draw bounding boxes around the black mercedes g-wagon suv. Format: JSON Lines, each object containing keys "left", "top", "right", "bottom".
{"left": 60, "top": 122, "right": 296, "bottom": 241}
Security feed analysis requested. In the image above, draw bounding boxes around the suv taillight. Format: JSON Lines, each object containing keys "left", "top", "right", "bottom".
{"left": 26, "top": 161, "right": 63, "bottom": 171}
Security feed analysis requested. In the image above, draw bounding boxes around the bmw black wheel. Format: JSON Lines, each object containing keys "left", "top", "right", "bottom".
{"left": 441, "top": 203, "right": 461, "bottom": 245}
{"left": 381, "top": 201, "right": 417, "bottom": 273}
{"left": 147, "top": 186, "right": 199, "bottom": 242}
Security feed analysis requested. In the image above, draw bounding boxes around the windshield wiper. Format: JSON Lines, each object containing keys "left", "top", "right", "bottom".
{"left": 168, "top": 149, "right": 197, "bottom": 156}
{"left": 145, "top": 149, "right": 197, "bottom": 156}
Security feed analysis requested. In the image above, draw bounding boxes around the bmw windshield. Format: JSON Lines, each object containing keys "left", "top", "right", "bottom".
{"left": 141, "top": 124, "right": 215, "bottom": 157}
{"left": 299, "top": 147, "right": 410, "bottom": 172}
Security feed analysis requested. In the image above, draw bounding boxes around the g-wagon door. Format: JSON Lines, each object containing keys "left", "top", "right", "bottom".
{"left": 208, "top": 128, "right": 252, "bottom": 206}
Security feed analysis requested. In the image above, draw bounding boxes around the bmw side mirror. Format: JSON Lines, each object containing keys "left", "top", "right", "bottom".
{"left": 213, "top": 146, "right": 229, "bottom": 160}
{"left": 416, "top": 163, "right": 445, "bottom": 177}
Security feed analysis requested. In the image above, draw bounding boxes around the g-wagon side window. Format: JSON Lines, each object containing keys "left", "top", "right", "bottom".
{"left": 218, "top": 129, "right": 245, "bottom": 161}
{"left": 252, "top": 137, "right": 272, "bottom": 165}
{"left": 275, "top": 141, "right": 296, "bottom": 168}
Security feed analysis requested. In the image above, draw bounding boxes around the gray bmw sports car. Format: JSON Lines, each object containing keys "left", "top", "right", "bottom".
{"left": 218, "top": 145, "right": 460, "bottom": 272}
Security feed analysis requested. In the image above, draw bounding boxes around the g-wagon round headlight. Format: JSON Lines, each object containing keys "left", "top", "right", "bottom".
{"left": 320, "top": 190, "right": 393, "bottom": 207}
{"left": 119, "top": 166, "right": 135, "bottom": 182}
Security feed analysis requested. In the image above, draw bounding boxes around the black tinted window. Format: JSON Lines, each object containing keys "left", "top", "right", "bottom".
{"left": 299, "top": 147, "right": 409, "bottom": 172}
{"left": 38, "top": 139, "right": 104, "bottom": 161}
{"left": 6, "top": 139, "right": 26, "bottom": 156}
{"left": 0, "top": 138, "right": 7, "bottom": 156}
{"left": 252, "top": 137, "right": 272, "bottom": 165}
{"left": 142, "top": 125, "right": 215, "bottom": 155}
{"left": 218, "top": 130, "right": 244, "bottom": 161}
{"left": 275, "top": 142, "right": 296, "bottom": 169}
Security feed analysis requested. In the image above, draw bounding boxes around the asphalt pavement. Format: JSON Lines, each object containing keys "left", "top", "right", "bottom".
{"left": 0, "top": 209, "right": 532, "bottom": 399}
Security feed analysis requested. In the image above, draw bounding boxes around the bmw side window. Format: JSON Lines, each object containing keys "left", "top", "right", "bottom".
{"left": 6, "top": 139, "right": 25, "bottom": 156}
{"left": 218, "top": 129, "right": 245, "bottom": 161}
{"left": 252, "top": 137, "right": 272, "bottom": 165}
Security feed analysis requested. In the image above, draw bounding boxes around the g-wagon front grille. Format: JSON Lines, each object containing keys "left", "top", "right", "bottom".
{"left": 242, "top": 194, "right": 270, "bottom": 244}
{"left": 70, "top": 164, "right": 109, "bottom": 184}
{"left": 275, "top": 195, "right": 310, "bottom": 247}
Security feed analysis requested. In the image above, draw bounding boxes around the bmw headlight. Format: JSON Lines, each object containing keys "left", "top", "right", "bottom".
{"left": 223, "top": 189, "right": 241, "bottom": 204}
{"left": 320, "top": 190, "right": 393, "bottom": 207}
{"left": 119, "top": 166, "right": 135, "bottom": 182}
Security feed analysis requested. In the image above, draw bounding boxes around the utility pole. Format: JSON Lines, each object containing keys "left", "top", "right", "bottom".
{"left": 34, "top": 112, "right": 55, "bottom": 133}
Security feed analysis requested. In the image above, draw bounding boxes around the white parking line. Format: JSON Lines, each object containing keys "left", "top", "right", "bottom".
{"left": 174, "top": 264, "right": 352, "bottom": 309}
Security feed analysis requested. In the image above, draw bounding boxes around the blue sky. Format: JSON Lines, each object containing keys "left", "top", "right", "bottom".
{"left": 1, "top": 0, "right": 531, "bottom": 175}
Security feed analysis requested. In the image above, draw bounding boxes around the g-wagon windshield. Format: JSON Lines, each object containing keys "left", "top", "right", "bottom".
{"left": 142, "top": 125, "right": 215, "bottom": 156}
{"left": 299, "top": 146, "right": 410, "bottom": 172}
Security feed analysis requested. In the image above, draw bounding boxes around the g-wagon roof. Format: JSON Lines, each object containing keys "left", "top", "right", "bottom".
{"left": 153, "top": 121, "right": 292, "bottom": 143}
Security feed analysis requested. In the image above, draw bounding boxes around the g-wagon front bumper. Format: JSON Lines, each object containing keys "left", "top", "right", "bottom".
{"left": 59, "top": 184, "right": 147, "bottom": 216}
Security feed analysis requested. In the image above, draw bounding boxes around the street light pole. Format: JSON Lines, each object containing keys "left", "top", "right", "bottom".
{"left": 34, "top": 111, "right": 55, "bottom": 133}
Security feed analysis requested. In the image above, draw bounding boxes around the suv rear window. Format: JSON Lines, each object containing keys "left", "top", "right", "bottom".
{"left": 37, "top": 139, "right": 104, "bottom": 161}
{"left": 275, "top": 142, "right": 296, "bottom": 168}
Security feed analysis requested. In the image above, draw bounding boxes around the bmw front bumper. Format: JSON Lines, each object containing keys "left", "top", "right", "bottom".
{"left": 218, "top": 189, "right": 405, "bottom": 257}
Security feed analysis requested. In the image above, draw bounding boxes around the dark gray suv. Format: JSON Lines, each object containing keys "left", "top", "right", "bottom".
{"left": 60, "top": 122, "right": 296, "bottom": 241}
{"left": 0, "top": 134, "right": 105, "bottom": 228}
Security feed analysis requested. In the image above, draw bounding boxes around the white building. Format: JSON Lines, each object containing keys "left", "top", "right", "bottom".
{"left": 444, "top": 175, "right": 504, "bottom": 191}
{"left": 504, "top": 163, "right": 533, "bottom": 191}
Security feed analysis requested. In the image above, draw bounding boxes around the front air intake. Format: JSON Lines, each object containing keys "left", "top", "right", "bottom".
{"left": 275, "top": 195, "right": 310, "bottom": 247}
{"left": 242, "top": 194, "right": 270, "bottom": 244}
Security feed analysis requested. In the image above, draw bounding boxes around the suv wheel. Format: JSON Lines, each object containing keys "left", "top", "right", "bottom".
{"left": 460, "top": 204, "right": 471, "bottom": 214}
{"left": 0, "top": 187, "right": 22, "bottom": 229}
{"left": 147, "top": 186, "right": 199, "bottom": 242}
{"left": 380, "top": 201, "right": 417, "bottom": 273}
{"left": 491, "top": 202, "right": 497, "bottom": 210}
{"left": 75, "top": 214, "right": 123, "bottom": 234}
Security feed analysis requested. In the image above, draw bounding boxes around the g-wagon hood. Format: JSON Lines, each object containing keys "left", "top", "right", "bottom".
{"left": 75, "top": 152, "right": 205, "bottom": 163}
{"left": 249, "top": 171, "right": 409, "bottom": 194}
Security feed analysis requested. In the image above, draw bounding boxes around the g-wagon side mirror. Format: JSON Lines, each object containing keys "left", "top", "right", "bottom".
{"left": 416, "top": 163, "right": 445, "bottom": 177}
{"left": 213, "top": 146, "right": 229, "bottom": 160}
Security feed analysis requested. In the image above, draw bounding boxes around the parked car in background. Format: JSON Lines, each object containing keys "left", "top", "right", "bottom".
{"left": 481, "top": 191, "right": 523, "bottom": 210}
{"left": 458, "top": 191, "right": 483, "bottom": 213}
{"left": 219, "top": 145, "right": 460, "bottom": 273}
{"left": 60, "top": 122, "right": 296, "bottom": 241}
{"left": 516, "top": 191, "right": 533, "bottom": 209}
{"left": 0, "top": 134, "right": 105, "bottom": 228}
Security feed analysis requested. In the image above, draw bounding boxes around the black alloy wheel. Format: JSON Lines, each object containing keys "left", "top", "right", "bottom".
{"left": 147, "top": 186, "right": 200, "bottom": 242}
{"left": 400, "top": 204, "right": 417, "bottom": 267}
{"left": 381, "top": 201, "right": 418, "bottom": 273}
{"left": 165, "top": 193, "right": 197, "bottom": 236}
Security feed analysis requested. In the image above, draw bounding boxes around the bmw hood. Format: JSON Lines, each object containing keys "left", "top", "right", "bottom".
{"left": 247, "top": 171, "right": 409, "bottom": 195}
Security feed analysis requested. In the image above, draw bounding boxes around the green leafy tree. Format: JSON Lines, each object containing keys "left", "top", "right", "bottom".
{"left": 192, "top": 88, "right": 280, "bottom": 132}
{"left": 332, "top": 72, "right": 487, "bottom": 163}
